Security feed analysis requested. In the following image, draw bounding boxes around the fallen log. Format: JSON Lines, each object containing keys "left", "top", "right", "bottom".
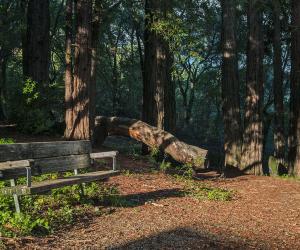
{"left": 94, "top": 116, "right": 208, "bottom": 169}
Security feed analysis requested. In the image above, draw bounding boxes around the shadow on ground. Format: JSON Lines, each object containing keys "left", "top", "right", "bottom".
{"left": 106, "top": 188, "right": 185, "bottom": 207}
{"left": 109, "top": 227, "right": 265, "bottom": 250}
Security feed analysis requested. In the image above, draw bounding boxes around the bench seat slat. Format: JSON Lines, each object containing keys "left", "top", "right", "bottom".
{"left": 0, "top": 170, "right": 119, "bottom": 195}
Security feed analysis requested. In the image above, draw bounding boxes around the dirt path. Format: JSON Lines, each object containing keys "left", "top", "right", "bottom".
{"left": 2, "top": 153, "right": 299, "bottom": 250}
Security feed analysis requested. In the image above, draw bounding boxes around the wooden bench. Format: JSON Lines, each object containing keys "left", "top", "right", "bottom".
{"left": 0, "top": 140, "right": 119, "bottom": 213}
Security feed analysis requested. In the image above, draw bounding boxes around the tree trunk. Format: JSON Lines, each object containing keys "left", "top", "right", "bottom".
{"left": 164, "top": 50, "right": 176, "bottom": 133}
{"left": 24, "top": 0, "right": 50, "bottom": 88}
{"left": 221, "top": 0, "right": 242, "bottom": 168}
{"left": 272, "top": 0, "right": 285, "bottom": 166}
{"left": 90, "top": 0, "right": 102, "bottom": 143}
{"left": 143, "top": 0, "right": 175, "bottom": 133}
{"left": 241, "top": 0, "right": 264, "bottom": 175}
{"left": 21, "top": 0, "right": 28, "bottom": 82}
{"left": 289, "top": 0, "right": 300, "bottom": 176}
{"left": 0, "top": 58, "right": 7, "bottom": 121}
{"left": 64, "top": 0, "right": 74, "bottom": 139}
{"left": 94, "top": 116, "right": 208, "bottom": 168}
{"left": 66, "top": 0, "right": 92, "bottom": 140}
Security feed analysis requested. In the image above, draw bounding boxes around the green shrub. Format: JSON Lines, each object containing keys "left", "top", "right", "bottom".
{"left": 185, "top": 184, "right": 233, "bottom": 201}
{"left": 11, "top": 78, "right": 56, "bottom": 134}
{"left": 0, "top": 138, "right": 14, "bottom": 144}
{"left": 0, "top": 176, "right": 122, "bottom": 237}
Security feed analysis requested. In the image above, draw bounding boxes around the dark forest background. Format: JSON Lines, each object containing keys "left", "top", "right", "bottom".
{"left": 0, "top": 0, "right": 299, "bottom": 176}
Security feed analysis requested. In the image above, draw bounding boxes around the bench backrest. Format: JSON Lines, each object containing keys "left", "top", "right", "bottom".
{"left": 0, "top": 141, "right": 91, "bottom": 180}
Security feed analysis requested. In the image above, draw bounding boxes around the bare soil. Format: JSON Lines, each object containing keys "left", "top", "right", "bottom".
{"left": 1, "top": 133, "right": 300, "bottom": 249}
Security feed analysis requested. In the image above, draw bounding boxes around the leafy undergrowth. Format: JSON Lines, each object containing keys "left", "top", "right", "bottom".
{"left": 0, "top": 178, "right": 128, "bottom": 237}
{"left": 0, "top": 138, "right": 232, "bottom": 238}
{"left": 0, "top": 138, "right": 131, "bottom": 237}
{"left": 123, "top": 153, "right": 234, "bottom": 202}
{"left": 183, "top": 180, "right": 233, "bottom": 201}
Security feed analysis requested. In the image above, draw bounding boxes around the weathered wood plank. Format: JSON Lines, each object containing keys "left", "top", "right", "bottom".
{"left": 0, "top": 160, "right": 32, "bottom": 170}
{"left": 0, "top": 160, "right": 33, "bottom": 178}
{"left": 0, "top": 154, "right": 90, "bottom": 180}
{"left": 0, "top": 170, "right": 119, "bottom": 195}
{"left": 90, "top": 151, "right": 118, "bottom": 159}
{"left": 0, "top": 141, "right": 91, "bottom": 162}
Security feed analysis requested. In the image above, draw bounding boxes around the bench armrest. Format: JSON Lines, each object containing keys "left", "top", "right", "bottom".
{"left": 90, "top": 151, "right": 118, "bottom": 159}
{"left": 0, "top": 159, "right": 34, "bottom": 187}
{"left": 90, "top": 151, "right": 118, "bottom": 171}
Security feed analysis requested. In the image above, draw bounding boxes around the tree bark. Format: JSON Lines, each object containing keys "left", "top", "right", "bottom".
{"left": 66, "top": 0, "right": 92, "bottom": 140}
{"left": 24, "top": 0, "right": 50, "bottom": 88}
{"left": 272, "top": 0, "right": 285, "bottom": 166}
{"left": 289, "top": 0, "right": 300, "bottom": 176}
{"left": 0, "top": 57, "right": 7, "bottom": 121}
{"left": 94, "top": 116, "right": 208, "bottom": 168}
{"left": 143, "top": 0, "right": 175, "bottom": 133}
{"left": 221, "top": 0, "right": 242, "bottom": 168}
{"left": 90, "top": 0, "right": 102, "bottom": 143}
{"left": 241, "top": 0, "right": 264, "bottom": 175}
{"left": 64, "top": 0, "right": 74, "bottom": 139}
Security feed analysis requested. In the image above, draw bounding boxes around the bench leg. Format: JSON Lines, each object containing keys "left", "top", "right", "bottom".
{"left": 74, "top": 169, "right": 85, "bottom": 196}
{"left": 113, "top": 156, "right": 117, "bottom": 171}
{"left": 10, "top": 179, "right": 20, "bottom": 214}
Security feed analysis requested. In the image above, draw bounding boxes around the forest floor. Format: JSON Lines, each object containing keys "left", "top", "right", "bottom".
{"left": 1, "top": 132, "right": 300, "bottom": 250}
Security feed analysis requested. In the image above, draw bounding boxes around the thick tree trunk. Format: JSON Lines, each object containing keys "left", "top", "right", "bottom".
{"left": 67, "top": 0, "right": 92, "bottom": 140}
{"left": 0, "top": 58, "right": 7, "bottom": 121}
{"left": 221, "top": 0, "right": 242, "bottom": 168}
{"left": 94, "top": 116, "right": 208, "bottom": 168}
{"left": 241, "top": 0, "right": 264, "bottom": 175}
{"left": 143, "top": 0, "right": 175, "bottom": 133}
{"left": 24, "top": 0, "right": 50, "bottom": 88}
{"left": 289, "top": 0, "right": 300, "bottom": 176}
{"left": 273, "top": 0, "right": 285, "bottom": 166}
{"left": 64, "top": 0, "right": 74, "bottom": 139}
{"left": 90, "top": 1, "right": 102, "bottom": 143}
{"left": 164, "top": 51, "right": 176, "bottom": 133}
{"left": 21, "top": 0, "right": 28, "bottom": 82}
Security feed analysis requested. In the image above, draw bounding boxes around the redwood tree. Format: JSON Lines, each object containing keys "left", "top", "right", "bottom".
{"left": 64, "top": 0, "right": 74, "bottom": 139}
{"left": 241, "top": 0, "right": 264, "bottom": 175}
{"left": 289, "top": 0, "right": 300, "bottom": 176}
{"left": 65, "top": 0, "right": 92, "bottom": 140}
{"left": 272, "top": 0, "right": 285, "bottom": 166}
{"left": 23, "top": 0, "right": 50, "bottom": 87}
{"left": 221, "top": 0, "right": 242, "bottom": 168}
{"left": 90, "top": 0, "right": 102, "bottom": 142}
{"left": 143, "top": 0, "right": 175, "bottom": 133}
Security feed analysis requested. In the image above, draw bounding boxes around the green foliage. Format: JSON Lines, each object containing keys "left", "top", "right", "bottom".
{"left": 189, "top": 186, "right": 233, "bottom": 201}
{"left": 159, "top": 160, "right": 172, "bottom": 172}
{"left": 268, "top": 156, "right": 279, "bottom": 176}
{"left": 12, "top": 78, "right": 56, "bottom": 134}
{"left": 0, "top": 177, "right": 122, "bottom": 237}
{"left": 181, "top": 179, "right": 233, "bottom": 202}
{"left": 22, "top": 78, "right": 39, "bottom": 104}
{"left": 0, "top": 138, "right": 14, "bottom": 144}
{"left": 268, "top": 156, "right": 289, "bottom": 176}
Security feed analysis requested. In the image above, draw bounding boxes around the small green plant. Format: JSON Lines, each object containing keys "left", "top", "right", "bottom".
{"left": 150, "top": 147, "right": 160, "bottom": 158}
{"left": 0, "top": 138, "right": 14, "bottom": 144}
{"left": 185, "top": 184, "right": 233, "bottom": 201}
{"left": 22, "top": 78, "right": 39, "bottom": 104}
{"left": 148, "top": 147, "right": 161, "bottom": 165}
{"left": 0, "top": 238, "right": 6, "bottom": 250}
{"left": 159, "top": 160, "right": 172, "bottom": 172}
{"left": 122, "top": 169, "right": 134, "bottom": 177}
